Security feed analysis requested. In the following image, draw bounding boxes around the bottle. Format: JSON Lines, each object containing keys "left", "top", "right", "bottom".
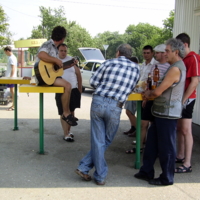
{"left": 153, "top": 65, "right": 160, "bottom": 88}
{"left": 146, "top": 73, "right": 152, "bottom": 90}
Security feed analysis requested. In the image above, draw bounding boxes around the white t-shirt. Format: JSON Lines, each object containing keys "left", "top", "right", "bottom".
{"left": 59, "top": 56, "right": 78, "bottom": 89}
{"left": 5, "top": 54, "right": 17, "bottom": 77}
{"left": 139, "top": 57, "right": 158, "bottom": 81}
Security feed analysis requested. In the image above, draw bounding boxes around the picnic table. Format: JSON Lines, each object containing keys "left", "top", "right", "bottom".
{"left": 18, "top": 85, "right": 143, "bottom": 169}
{"left": 127, "top": 93, "right": 143, "bottom": 169}
{"left": 0, "top": 77, "right": 30, "bottom": 130}
{"left": 19, "top": 85, "right": 64, "bottom": 154}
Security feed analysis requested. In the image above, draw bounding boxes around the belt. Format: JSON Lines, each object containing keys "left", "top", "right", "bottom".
{"left": 117, "top": 102, "right": 123, "bottom": 108}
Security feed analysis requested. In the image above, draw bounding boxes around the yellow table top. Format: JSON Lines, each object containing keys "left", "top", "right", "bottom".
{"left": 19, "top": 85, "right": 64, "bottom": 93}
{"left": 127, "top": 93, "right": 143, "bottom": 101}
{"left": 0, "top": 77, "right": 30, "bottom": 84}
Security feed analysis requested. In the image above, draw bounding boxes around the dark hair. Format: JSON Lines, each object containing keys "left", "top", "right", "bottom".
{"left": 51, "top": 26, "right": 67, "bottom": 41}
{"left": 143, "top": 45, "right": 153, "bottom": 52}
{"left": 129, "top": 56, "right": 139, "bottom": 64}
{"left": 176, "top": 33, "right": 190, "bottom": 47}
{"left": 4, "top": 46, "right": 12, "bottom": 52}
{"left": 116, "top": 44, "right": 132, "bottom": 58}
{"left": 57, "top": 43, "right": 68, "bottom": 50}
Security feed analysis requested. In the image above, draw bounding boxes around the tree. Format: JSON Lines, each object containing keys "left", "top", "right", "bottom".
{"left": 28, "top": 6, "right": 94, "bottom": 60}
{"left": 0, "top": 5, "right": 12, "bottom": 46}
{"left": 66, "top": 24, "right": 94, "bottom": 57}
{"left": 162, "top": 10, "right": 174, "bottom": 41}
{"left": 93, "top": 31, "right": 128, "bottom": 59}
{"left": 125, "top": 23, "right": 162, "bottom": 62}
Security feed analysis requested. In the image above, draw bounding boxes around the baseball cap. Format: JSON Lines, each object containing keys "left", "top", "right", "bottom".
{"left": 154, "top": 44, "right": 166, "bottom": 52}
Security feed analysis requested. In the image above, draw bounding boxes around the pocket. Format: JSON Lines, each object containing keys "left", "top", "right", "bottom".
{"left": 153, "top": 97, "right": 166, "bottom": 113}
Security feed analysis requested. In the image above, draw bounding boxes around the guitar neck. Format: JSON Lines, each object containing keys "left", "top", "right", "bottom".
{"left": 62, "top": 58, "right": 75, "bottom": 70}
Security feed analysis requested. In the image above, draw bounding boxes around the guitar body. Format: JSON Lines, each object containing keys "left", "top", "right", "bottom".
{"left": 34, "top": 61, "right": 64, "bottom": 85}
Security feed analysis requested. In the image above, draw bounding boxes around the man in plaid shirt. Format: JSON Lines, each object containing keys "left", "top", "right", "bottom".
{"left": 75, "top": 44, "right": 140, "bottom": 185}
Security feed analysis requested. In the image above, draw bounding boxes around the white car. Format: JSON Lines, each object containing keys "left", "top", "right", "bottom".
{"left": 78, "top": 48, "right": 105, "bottom": 92}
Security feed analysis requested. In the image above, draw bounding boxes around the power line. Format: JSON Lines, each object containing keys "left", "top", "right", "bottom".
{"left": 51, "top": 0, "right": 173, "bottom": 11}
{"left": 1, "top": 4, "right": 38, "bottom": 18}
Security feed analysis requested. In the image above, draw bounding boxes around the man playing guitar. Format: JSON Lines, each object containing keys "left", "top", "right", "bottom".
{"left": 24, "top": 26, "right": 77, "bottom": 126}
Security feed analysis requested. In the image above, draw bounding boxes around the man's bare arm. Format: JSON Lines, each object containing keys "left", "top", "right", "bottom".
{"left": 182, "top": 76, "right": 199, "bottom": 103}
{"left": 10, "top": 64, "right": 16, "bottom": 77}
{"left": 38, "top": 52, "right": 63, "bottom": 67}
{"left": 75, "top": 66, "right": 82, "bottom": 93}
{"left": 143, "top": 67, "right": 181, "bottom": 99}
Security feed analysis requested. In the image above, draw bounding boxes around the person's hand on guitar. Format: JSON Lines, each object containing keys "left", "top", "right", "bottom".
{"left": 54, "top": 58, "right": 63, "bottom": 69}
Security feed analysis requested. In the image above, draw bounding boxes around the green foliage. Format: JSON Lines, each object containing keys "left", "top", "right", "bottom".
{"left": 66, "top": 24, "right": 94, "bottom": 57}
{"left": 24, "top": 7, "right": 174, "bottom": 63}
{"left": 28, "top": 6, "right": 94, "bottom": 59}
{"left": 0, "top": 5, "right": 12, "bottom": 46}
{"left": 0, "top": 49, "right": 7, "bottom": 63}
{"left": 94, "top": 31, "right": 128, "bottom": 59}
{"left": 125, "top": 23, "right": 163, "bottom": 62}
{"left": 162, "top": 10, "right": 174, "bottom": 41}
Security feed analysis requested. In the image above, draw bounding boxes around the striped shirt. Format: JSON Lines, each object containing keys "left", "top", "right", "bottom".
{"left": 150, "top": 62, "right": 170, "bottom": 81}
{"left": 90, "top": 56, "right": 140, "bottom": 103}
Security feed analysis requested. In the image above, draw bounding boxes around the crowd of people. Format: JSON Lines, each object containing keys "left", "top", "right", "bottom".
{"left": 4, "top": 25, "right": 200, "bottom": 186}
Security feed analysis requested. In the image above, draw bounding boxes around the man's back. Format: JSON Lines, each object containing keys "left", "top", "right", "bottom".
{"left": 90, "top": 56, "right": 140, "bottom": 103}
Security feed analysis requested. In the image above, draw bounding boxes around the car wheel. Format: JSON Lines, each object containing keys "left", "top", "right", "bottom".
{"left": 82, "top": 86, "right": 85, "bottom": 93}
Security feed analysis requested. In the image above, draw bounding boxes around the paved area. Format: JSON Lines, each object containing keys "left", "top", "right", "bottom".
{"left": 0, "top": 89, "right": 200, "bottom": 200}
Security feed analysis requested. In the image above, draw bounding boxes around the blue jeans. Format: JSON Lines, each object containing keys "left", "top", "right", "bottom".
{"left": 77, "top": 95, "right": 122, "bottom": 182}
{"left": 139, "top": 117, "right": 177, "bottom": 184}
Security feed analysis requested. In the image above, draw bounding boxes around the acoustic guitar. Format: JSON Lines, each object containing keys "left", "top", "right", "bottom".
{"left": 34, "top": 58, "right": 76, "bottom": 86}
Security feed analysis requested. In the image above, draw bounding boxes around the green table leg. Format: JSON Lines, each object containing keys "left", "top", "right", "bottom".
{"left": 39, "top": 93, "right": 45, "bottom": 154}
{"left": 135, "top": 101, "right": 141, "bottom": 169}
{"left": 13, "top": 84, "right": 19, "bottom": 130}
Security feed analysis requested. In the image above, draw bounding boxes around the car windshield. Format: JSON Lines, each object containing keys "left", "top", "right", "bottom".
{"left": 79, "top": 48, "right": 105, "bottom": 61}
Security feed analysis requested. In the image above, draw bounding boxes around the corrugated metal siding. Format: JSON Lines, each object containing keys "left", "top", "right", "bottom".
{"left": 174, "top": 0, "right": 200, "bottom": 125}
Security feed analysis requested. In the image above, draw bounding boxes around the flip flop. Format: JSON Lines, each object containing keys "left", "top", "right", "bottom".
{"left": 125, "top": 147, "right": 143, "bottom": 154}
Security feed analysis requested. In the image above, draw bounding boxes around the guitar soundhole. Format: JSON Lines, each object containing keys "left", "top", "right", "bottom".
{"left": 54, "top": 65, "right": 60, "bottom": 71}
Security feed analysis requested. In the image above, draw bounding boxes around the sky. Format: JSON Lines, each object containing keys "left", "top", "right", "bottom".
{"left": 1, "top": 0, "right": 175, "bottom": 41}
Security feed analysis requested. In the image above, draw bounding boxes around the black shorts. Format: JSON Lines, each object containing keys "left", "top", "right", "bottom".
{"left": 55, "top": 88, "right": 81, "bottom": 115}
{"left": 181, "top": 99, "right": 195, "bottom": 119}
{"left": 141, "top": 101, "right": 154, "bottom": 122}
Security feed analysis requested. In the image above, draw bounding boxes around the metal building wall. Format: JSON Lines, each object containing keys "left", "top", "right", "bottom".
{"left": 173, "top": 0, "right": 200, "bottom": 125}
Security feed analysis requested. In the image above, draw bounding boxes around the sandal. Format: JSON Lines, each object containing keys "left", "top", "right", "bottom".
{"left": 175, "top": 165, "right": 192, "bottom": 173}
{"left": 63, "top": 136, "right": 74, "bottom": 142}
{"left": 175, "top": 157, "right": 185, "bottom": 163}
{"left": 125, "top": 147, "right": 144, "bottom": 154}
{"left": 73, "top": 116, "right": 78, "bottom": 121}
{"left": 75, "top": 169, "right": 91, "bottom": 181}
{"left": 62, "top": 114, "right": 77, "bottom": 126}
{"left": 7, "top": 106, "right": 14, "bottom": 111}
{"left": 69, "top": 133, "right": 74, "bottom": 138}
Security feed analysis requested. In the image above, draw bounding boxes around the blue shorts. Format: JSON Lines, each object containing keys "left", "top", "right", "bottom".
{"left": 7, "top": 84, "right": 14, "bottom": 88}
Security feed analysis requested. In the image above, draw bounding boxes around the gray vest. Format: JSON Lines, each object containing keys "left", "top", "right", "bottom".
{"left": 152, "top": 60, "right": 186, "bottom": 119}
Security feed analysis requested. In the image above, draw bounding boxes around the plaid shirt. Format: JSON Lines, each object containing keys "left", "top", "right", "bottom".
{"left": 90, "top": 56, "right": 140, "bottom": 103}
